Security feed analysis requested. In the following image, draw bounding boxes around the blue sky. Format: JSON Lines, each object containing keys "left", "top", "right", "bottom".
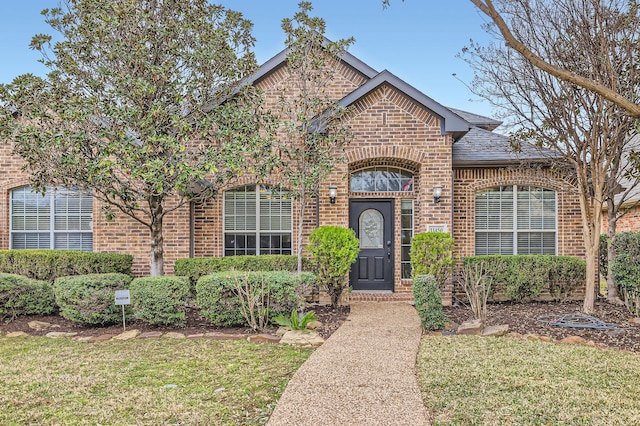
{"left": 0, "top": 1, "right": 496, "bottom": 118}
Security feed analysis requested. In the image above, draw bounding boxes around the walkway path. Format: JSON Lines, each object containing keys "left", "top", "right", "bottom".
{"left": 267, "top": 302, "right": 430, "bottom": 425}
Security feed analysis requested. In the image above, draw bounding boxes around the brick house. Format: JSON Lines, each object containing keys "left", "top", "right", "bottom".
{"left": 0, "top": 44, "right": 586, "bottom": 303}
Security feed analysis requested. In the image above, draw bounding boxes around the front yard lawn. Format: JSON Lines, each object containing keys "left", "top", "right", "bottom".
{"left": 418, "top": 336, "right": 640, "bottom": 425}
{"left": 0, "top": 337, "right": 311, "bottom": 425}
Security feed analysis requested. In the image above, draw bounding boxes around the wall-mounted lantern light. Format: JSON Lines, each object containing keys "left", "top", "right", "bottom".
{"left": 329, "top": 185, "right": 337, "bottom": 204}
{"left": 433, "top": 186, "right": 442, "bottom": 203}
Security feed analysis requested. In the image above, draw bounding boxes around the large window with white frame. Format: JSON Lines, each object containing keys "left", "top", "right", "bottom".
{"left": 475, "top": 185, "right": 556, "bottom": 255}
{"left": 10, "top": 186, "right": 93, "bottom": 251}
{"left": 224, "top": 185, "right": 292, "bottom": 256}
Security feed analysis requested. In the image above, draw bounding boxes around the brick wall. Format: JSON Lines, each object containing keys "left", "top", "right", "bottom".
{"left": 602, "top": 203, "right": 640, "bottom": 233}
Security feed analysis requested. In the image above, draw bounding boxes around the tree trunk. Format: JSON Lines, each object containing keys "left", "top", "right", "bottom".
{"left": 606, "top": 201, "right": 623, "bottom": 304}
{"left": 149, "top": 200, "right": 164, "bottom": 276}
{"left": 296, "top": 194, "right": 306, "bottom": 275}
{"left": 583, "top": 240, "right": 598, "bottom": 314}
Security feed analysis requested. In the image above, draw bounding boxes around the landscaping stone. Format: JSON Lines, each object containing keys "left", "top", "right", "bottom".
{"left": 560, "top": 336, "right": 586, "bottom": 345}
{"left": 481, "top": 324, "right": 509, "bottom": 337}
{"left": 606, "top": 328, "right": 626, "bottom": 337}
{"left": 457, "top": 319, "right": 483, "bottom": 335}
{"left": 6, "top": 331, "right": 29, "bottom": 338}
{"left": 187, "top": 333, "right": 204, "bottom": 339}
{"left": 164, "top": 332, "right": 186, "bottom": 339}
{"left": 306, "top": 320, "right": 322, "bottom": 330}
{"left": 538, "top": 336, "right": 552, "bottom": 342}
{"left": 276, "top": 327, "right": 290, "bottom": 337}
{"left": 247, "top": 334, "right": 281, "bottom": 344}
{"left": 28, "top": 320, "right": 58, "bottom": 331}
{"left": 90, "top": 334, "right": 117, "bottom": 342}
{"left": 525, "top": 333, "right": 541, "bottom": 341}
{"left": 46, "top": 331, "right": 78, "bottom": 338}
{"left": 74, "top": 336, "right": 94, "bottom": 343}
{"left": 506, "top": 331, "right": 523, "bottom": 339}
{"left": 628, "top": 317, "right": 640, "bottom": 325}
{"left": 113, "top": 329, "right": 141, "bottom": 340}
{"left": 280, "top": 330, "right": 324, "bottom": 347}
{"left": 204, "top": 332, "right": 246, "bottom": 341}
{"left": 139, "top": 331, "right": 163, "bottom": 339}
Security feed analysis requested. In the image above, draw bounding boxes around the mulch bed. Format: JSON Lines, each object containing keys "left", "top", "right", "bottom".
{"left": 444, "top": 300, "right": 640, "bottom": 352}
{"left": 0, "top": 304, "right": 350, "bottom": 340}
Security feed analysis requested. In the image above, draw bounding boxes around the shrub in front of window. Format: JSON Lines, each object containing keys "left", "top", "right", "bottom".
{"left": 611, "top": 232, "right": 640, "bottom": 315}
{"left": 196, "top": 271, "right": 314, "bottom": 327}
{"left": 174, "top": 255, "right": 312, "bottom": 287}
{"left": 463, "top": 255, "right": 585, "bottom": 302}
{"left": 0, "top": 273, "right": 56, "bottom": 320}
{"left": 410, "top": 232, "right": 454, "bottom": 287}
{"left": 0, "top": 250, "right": 133, "bottom": 282}
{"left": 306, "top": 226, "right": 359, "bottom": 309}
{"left": 53, "top": 273, "right": 133, "bottom": 325}
{"left": 129, "top": 277, "right": 191, "bottom": 327}
{"left": 413, "top": 274, "right": 448, "bottom": 331}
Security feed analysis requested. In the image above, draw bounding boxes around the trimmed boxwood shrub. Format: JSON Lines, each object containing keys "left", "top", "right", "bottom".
{"left": 413, "top": 274, "right": 447, "bottom": 331}
{"left": 175, "top": 255, "right": 312, "bottom": 286}
{"left": 410, "top": 232, "right": 454, "bottom": 287}
{"left": 0, "top": 250, "right": 133, "bottom": 282}
{"left": 196, "top": 271, "right": 315, "bottom": 327}
{"left": 0, "top": 273, "right": 56, "bottom": 320}
{"left": 130, "top": 276, "right": 190, "bottom": 327}
{"left": 53, "top": 273, "right": 133, "bottom": 325}
{"left": 463, "top": 255, "right": 585, "bottom": 302}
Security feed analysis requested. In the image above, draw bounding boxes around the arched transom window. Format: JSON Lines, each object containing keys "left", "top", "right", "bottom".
{"left": 10, "top": 186, "right": 93, "bottom": 251}
{"left": 223, "top": 185, "right": 292, "bottom": 256}
{"left": 475, "top": 185, "right": 557, "bottom": 255}
{"left": 350, "top": 166, "right": 413, "bottom": 192}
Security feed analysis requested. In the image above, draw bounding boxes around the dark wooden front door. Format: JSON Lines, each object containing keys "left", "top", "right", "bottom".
{"left": 349, "top": 199, "right": 394, "bottom": 291}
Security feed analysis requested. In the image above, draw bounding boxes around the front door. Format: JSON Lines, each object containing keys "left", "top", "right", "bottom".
{"left": 349, "top": 199, "right": 394, "bottom": 291}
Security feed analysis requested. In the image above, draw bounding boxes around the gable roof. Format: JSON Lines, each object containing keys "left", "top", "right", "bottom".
{"left": 336, "top": 70, "right": 470, "bottom": 138}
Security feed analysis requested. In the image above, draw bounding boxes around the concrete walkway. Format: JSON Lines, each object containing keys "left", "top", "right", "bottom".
{"left": 267, "top": 302, "right": 430, "bottom": 425}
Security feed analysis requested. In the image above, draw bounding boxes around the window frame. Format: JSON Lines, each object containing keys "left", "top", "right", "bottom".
{"left": 474, "top": 185, "right": 557, "bottom": 256}
{"left": 350, "top": 166, "right": 414, "bottom": 193}
{"left": 223, "top": 185, "right": 293, "bottom": 256}
{"left": 10, "top": 186, "right": 94, "bottom": 251}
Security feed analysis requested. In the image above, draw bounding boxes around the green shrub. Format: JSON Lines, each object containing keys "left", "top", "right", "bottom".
{"left": 307, "top": 226, "right": 359, "bottom": 308}
{"left": 196, "top": 271, "right": 315, "bottom": 327}
{"left": 130, "top": 276, "right": 190, "bottom": 327}
{"left": 463, "top": 255, "right": 585, "bottom": 302}
{"left": 611, "top": 232, "right": 640, "bottom": 314}
{"left": 0, "top": 273, "right": 56, "bottom": 320}
{"left": 410, "top": 232, "right": 454, "bottom": 287}
{"left": 175, "top": 255, "right": 311, "bottom": 286}
{"left": 272, "top": 310, "right": 318, "bottom": 330}
{"left": 413, "top": 274, "right": 447, "bottom": 331}
{"left": 53, "top": 273, "right": 133, "bottom": 325}
{"left": 599, "top": 234, "right": 608, "bottom": 279}
{"left": 0, "top": 250, "right": 133, "bottom": 282}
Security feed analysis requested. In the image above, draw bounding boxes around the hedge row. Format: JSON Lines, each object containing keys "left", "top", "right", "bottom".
{"left": 0, "top": 273, "right": 56, "bottom": 320}
{"left": 196, "top": 271, "right": 316, "bottom": 327}
{"left": 0, "top": 250, "right": 133, "bottom": 282}
{"left": 174, "top": 255, "right": 312, "bottom": 284}
{"left": 463, "top": 255, "right": 585, "bottom": 302}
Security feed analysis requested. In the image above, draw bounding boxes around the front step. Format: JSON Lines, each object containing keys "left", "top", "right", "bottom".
{"left": 348, "top": 291, "right": 414, "bottom": 303}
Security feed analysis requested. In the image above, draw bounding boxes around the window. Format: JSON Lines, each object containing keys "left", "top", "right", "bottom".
{"left": 400, "top": 200, "right": 414, "bottom": 279}
{"left": 475, "top": 185, "right": 556, "bottom": 255}
{"left": 10, "top": 186, "right": 93, "bottom": 251}
{"left": 350, "top": 166, "right": 413, "bottom": 192}
{"left": 224, "top": 185, "right": 292, "bottom": 256}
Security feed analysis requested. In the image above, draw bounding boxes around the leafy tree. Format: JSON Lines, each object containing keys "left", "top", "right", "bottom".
{"left": 275, "top": 2, "right": 354, "bottom": 273}
{"left": 460, "top": 0, "right": 640, "bottom": 313}
{"left": 0, "top": 0, "right": 275, "bottom": 275}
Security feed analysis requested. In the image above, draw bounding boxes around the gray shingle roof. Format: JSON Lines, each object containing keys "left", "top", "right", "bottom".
{"left": 447, "top": 108, "right": 502, "bottom": 131}
{"left": 453, "top": 127, "right": 554, "bottom": 167}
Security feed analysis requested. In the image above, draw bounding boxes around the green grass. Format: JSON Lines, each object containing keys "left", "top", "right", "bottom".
{"left": 418, "top": 336, "right": 640, "bottom": 425}
{"left": 0, "top": 337, "right": 311, "bottom": 425}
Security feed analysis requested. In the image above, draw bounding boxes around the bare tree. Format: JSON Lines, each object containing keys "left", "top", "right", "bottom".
{"left": 461, "top": 0, "right": 640, "bottom": 313}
